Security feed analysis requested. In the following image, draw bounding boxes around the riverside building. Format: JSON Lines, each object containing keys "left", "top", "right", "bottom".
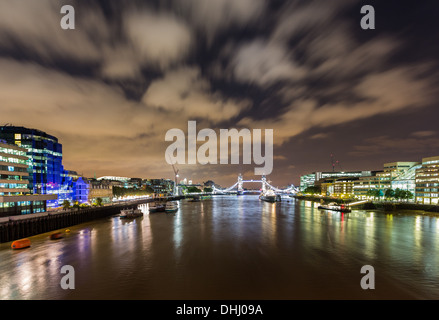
{"left": 415, "top": 156, "right": 439, "bottom": 205}
{"left": 300, "top": 160, "right": 431, "bottom": 202}
{"left": 299, "top": 171, "right": 371, "bottom": 192}
{"left": 0, "top": 126, "right": 73, "bottom": 208}
{"left": 0, "top": 140, "right": 56, "bottom": 217}
{"left": 73, "top": 177, "right": 114, "bottom": 204}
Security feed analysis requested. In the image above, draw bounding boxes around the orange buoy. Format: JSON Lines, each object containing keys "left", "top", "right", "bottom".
{"left": 11, "top": 238, "right": 31, "bottom": 250}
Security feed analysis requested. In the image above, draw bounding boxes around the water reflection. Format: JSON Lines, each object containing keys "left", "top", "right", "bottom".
{"left": 0, "top": 196, "right": 439, "bottom": 299}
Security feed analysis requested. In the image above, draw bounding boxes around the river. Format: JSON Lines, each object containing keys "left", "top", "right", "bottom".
{"left": 0, "top": 195, "right": 438, "bottom": 300}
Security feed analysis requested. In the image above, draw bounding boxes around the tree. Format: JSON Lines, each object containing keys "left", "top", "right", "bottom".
{"left": 394, "top": 188, "right": 403, "bottom": 201}
{"left": 367, "top": 188, "right": 383, "bottom": 200}
{"left": 187, "top": 186, "right": 202, "bottom": 193}
{"left": 113, "top": 186, "right": 154, "bottom": 198}
{"left": 399, "top": 190, "right": 413, "bottom": 202}
{"left": 62, "top": 200, "right": 71, "bottom": 210}
{"left": 203, "top": 187, "right": 213, "bottom": 193}
{"left": 304, "top": 186, "right": 321, "bottom": 195}
{"left": 95, "top": 197, "right": 103, "bottom": 206}
{"left": 384, "top": 188, "right": 395, "bottom": 200}
{"left": 73, "top": 201, "right": 80, "bottom": 210}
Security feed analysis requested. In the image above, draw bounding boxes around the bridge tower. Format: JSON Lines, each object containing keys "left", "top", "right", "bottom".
{"left": 261, "top": 175, "right": 267, "bottom": 193}
{"left": 238, "top": 174, "right": 244, "bottom": 192}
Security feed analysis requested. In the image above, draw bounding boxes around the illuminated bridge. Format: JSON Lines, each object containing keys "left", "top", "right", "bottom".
{"left": 212, "top": 174, "right": 299, "bottom": 195}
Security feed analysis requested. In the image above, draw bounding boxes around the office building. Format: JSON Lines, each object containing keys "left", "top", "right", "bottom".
{"left": 0, "top": 140, "right": 57, "bottom": 216}
{"left": 150, "top": 178, "right": 174, "bottom": 196}
{"left": 415, "top": 156, "right": 439, "bottom": 205}
{"left": 73, "top": 177, "right": 114, "bottom": 204}
{"left": 300, "top": 171, "right": 371, "bottom": 192}
{"left": 299, "top": 174, "right": 316, "bottom": 191}
{"left": 0, "top": 126, "right": 73, "bottom": 208}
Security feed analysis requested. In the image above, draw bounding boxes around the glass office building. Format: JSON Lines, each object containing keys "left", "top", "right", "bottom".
{"left": 0, "top": 126, "right": 73, "bottom": 208}
{"left": 0, "top": 140, "right": 57, "bottom": 216}
{"left": 416, "top": 156, "right": 439, "bottom": 205}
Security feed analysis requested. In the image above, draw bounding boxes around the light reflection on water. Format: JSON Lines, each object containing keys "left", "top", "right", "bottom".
{"left": 0, "top": 195, "right": 438, "bottom": 299}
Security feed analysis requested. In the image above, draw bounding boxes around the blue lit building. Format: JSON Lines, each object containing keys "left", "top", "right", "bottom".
{"left": 73, "top": 177, "right": 89, "bottom": 204}
{"left": 0, "top": 126, "right": 73, "bottom": 208}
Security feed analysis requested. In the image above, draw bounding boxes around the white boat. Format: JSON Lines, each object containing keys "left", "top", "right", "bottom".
{"left": 318, "top": 202, "right": 351, "bottom": 213}
{"left": 165, "top": 201, "right": 179, "bottom": 213}
{"left": 149, "top": 202, "right": 165, "bottom": 212}
{"left": 120, "top": 208, "right": 143, "bottom": 219}
{"left": 259, "top": 190, "right": 281, "bottom": 203}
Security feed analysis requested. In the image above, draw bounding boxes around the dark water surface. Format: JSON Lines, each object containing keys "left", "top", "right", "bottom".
{"left": 1, "top": 196, "right": 438, "bottom": 299}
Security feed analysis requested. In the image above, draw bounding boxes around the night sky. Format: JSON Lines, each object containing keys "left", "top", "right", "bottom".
{"left": 1, "top": 0, "right": 438, "bottom": 188}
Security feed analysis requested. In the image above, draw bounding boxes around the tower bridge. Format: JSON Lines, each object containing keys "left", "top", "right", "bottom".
{"left": 212, "top": 174, "right": 299, "bottom": 195}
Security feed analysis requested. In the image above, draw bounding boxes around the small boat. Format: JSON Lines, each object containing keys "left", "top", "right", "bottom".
{"left": 120, "top": 208, "right": 143, "bottom": 219}
{"left": 318, "top": 202, "right": 351, "bottom": 213}
{"left": 50, "top": 232, "right": 64, "bottom": 240}
{"left": 11, "top": 238, "right": 31, "bottom": 250}
{"left": 259, "top": 190, "right": 280, "bottom": 203}
{"left": 165, "top": 201, "right": 179, "bottom": 213}
{"left": 149, "top": 202, "right": 165, "bottom": 212}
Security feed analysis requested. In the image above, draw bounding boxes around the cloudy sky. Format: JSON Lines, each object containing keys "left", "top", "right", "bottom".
{"left": 1, "top": 0, "right": 438, "bottom": 187}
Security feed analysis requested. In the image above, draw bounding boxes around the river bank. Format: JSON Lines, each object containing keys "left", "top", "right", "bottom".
{"left": 294, "top": 194, "right": 439, "bottom": 216}
{"left": 0, "top": 196, "right": 186, "bottom": 243}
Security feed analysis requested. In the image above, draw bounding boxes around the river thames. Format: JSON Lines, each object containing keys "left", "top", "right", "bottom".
{"left": 0, "top": 195, "right": 438, "bottom": 300}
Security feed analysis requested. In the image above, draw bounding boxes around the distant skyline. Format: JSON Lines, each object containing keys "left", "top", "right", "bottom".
{"left": 1, "top": 0, "right": 439, "bottom": 187}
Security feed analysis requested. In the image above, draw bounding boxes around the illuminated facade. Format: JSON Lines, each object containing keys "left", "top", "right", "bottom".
{"left": 415, "top": 156, "right": 439, "bottom": 205}
{"left": 320, "top": 177, "right": 358, "bottom": 197}
{"left": 352, "top": 162, "right": 420, "bottom": 199}
{"left": 353, "top": 174, "right": 382, "bottom": 198}
{"left": 150, "top": 179, "right": 174, "bottom": 196}
{"left": 73, "top": 177, "right": 89, "bottom": 203}
{"left": 0, "top": 140, "right": 57, "bottom": 216}
{"left": 73, "top": 177, "right": 114, "bottom": 204}
{"left": 299, "top": 174, "right": 315, "bottom": 191}
{"left": 391, "top": 164, "right": 421, "bottom": 195}
{"left": 0, "top": 126, "right": 73, "bottom": 208}
{"left": 300, "top": 171, "right": 371, "bottom": 192}
{"left": 89, "top": 180, "right": 113, "bottom": 204}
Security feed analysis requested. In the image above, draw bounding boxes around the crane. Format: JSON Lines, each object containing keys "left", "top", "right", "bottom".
{"left": 168, "top": 155, "right": 179, "bottom": 195}
{"left": 330, "top": 153, "right": 342, "bottom": 172}
{"left": 166, "top": 154, "right": 179, "bottom": 195}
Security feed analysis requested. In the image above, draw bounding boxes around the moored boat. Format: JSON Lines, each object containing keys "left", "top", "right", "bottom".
{"left": 120, "top": 208, "right": 143, "bottom": 219}
{"left": 318, "top": 202, "right": 351, "bottom": 213}
{"left": 165, "top": 201, "right": 179, "bottom": 213}
{"left": 259, "top": 190, "right": 280, "bottom": 203}
{"left": 149, "top": 202, "right": 165, "bottom": 212}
